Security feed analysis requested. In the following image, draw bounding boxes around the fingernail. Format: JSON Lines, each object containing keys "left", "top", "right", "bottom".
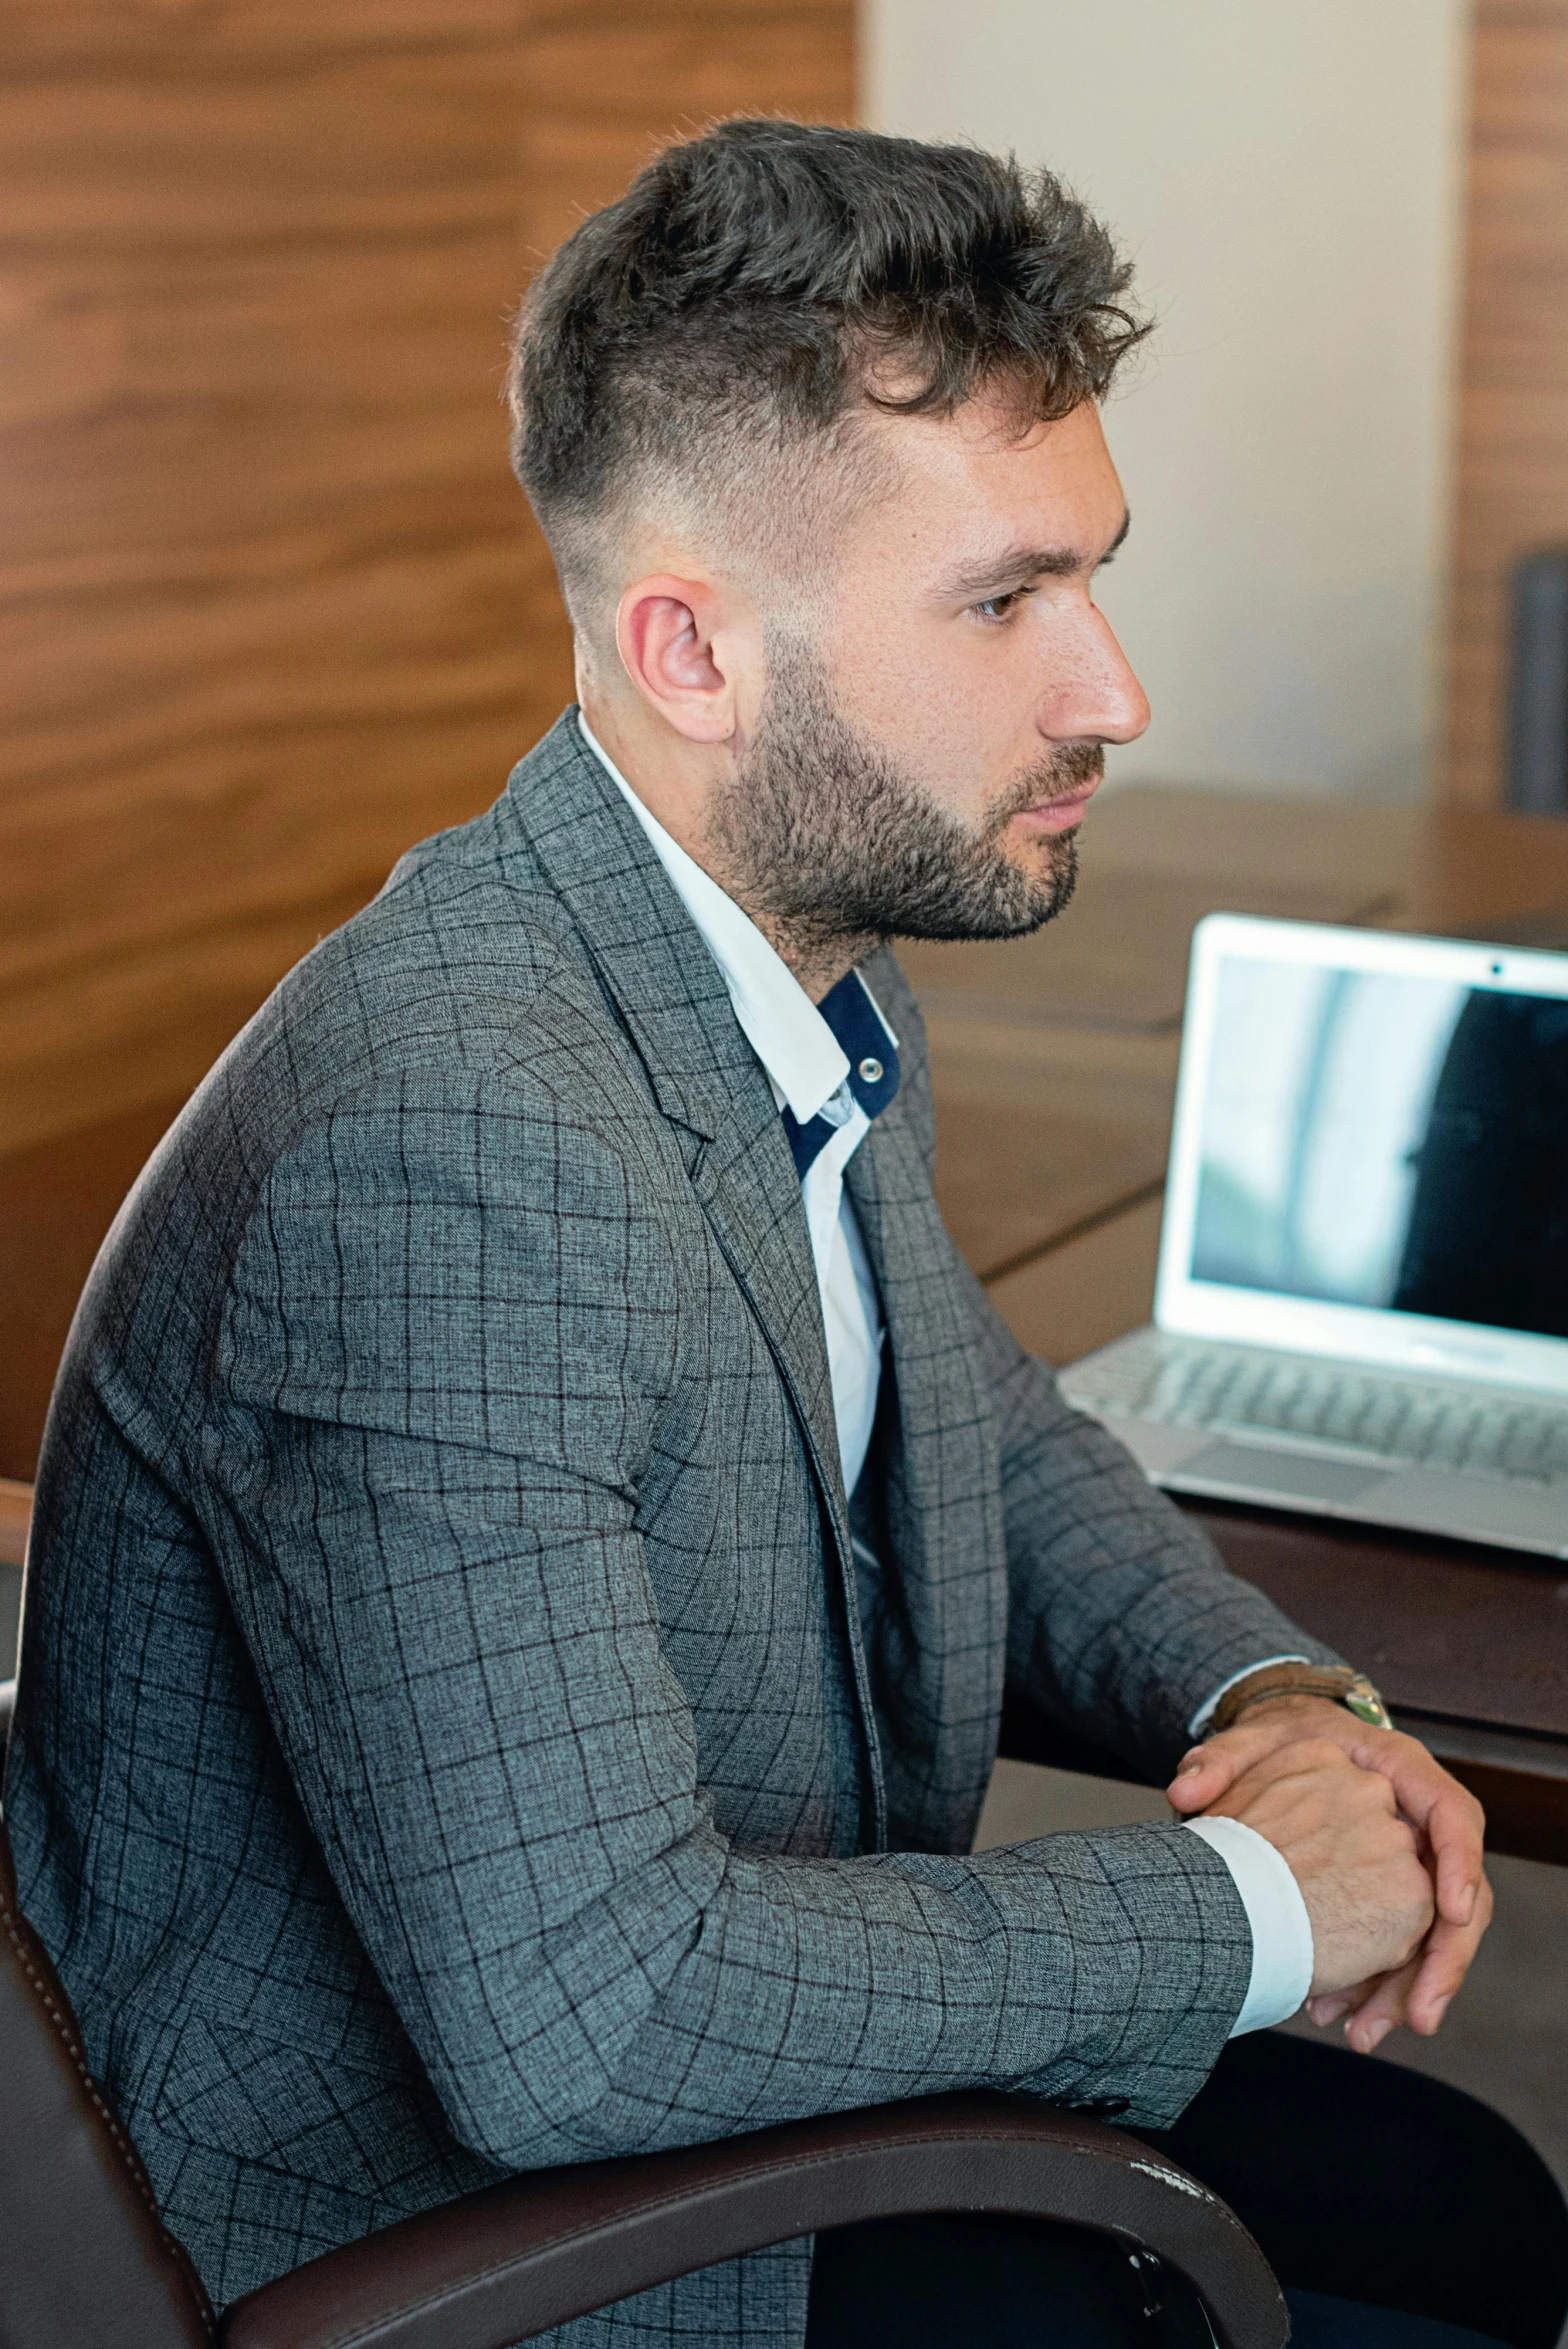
{"left": 1459, "top": 1882, "right": 1478, "bottom": 1923}
{"left": 1177, "top": 1760, "right": 1205, "bottom": 1777}
{"left": 1363, "top": 2020, "right": 1392, "bottom": 2052}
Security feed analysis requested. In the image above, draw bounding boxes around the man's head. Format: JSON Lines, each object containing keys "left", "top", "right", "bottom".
{"left": 508, "top": 121, "right": 1153, "bottom": 989}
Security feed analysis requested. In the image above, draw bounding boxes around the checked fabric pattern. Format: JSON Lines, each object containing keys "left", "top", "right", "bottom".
{"left": 4, "top": 712, "right": 1338, "bottom": 2346}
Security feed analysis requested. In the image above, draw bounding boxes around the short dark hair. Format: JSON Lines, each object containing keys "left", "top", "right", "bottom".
{"left": 508, "top": 119, "right": 1145, "bottom": 609}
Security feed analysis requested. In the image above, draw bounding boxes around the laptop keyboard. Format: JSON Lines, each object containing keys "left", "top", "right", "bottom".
{"left": 1069, "top": 1334, "right": 1568, "bottom": 1486}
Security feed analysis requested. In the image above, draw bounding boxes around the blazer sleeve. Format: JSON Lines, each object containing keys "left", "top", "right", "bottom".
{"left": 868, "top": 940, "right": 1342, "bottom": 1783}
{"left": 210, "top": 1059, "right": 1254, "bottom": 2174}
{"left": 965, "top": 1263, "right": 1345, "bottom": 1779}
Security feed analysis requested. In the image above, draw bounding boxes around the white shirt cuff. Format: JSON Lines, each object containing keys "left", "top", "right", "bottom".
{"left": 1184, "top": 1814, "right": 1314, "bottom": 2035}
{"left": 1187, "top": 1655, "right": 1312, "bottom": 1739}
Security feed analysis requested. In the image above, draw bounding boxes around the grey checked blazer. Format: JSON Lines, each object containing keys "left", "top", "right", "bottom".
{"left": 5, "top": 713, "right": 1334, "bottom": 2345}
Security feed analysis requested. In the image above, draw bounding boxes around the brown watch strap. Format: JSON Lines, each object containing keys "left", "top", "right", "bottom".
{"left": 1204, "top": 1662, "right": 1391, "bottom": 1738}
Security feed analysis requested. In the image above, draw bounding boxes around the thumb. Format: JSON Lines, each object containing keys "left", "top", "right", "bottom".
{"left": 1166, "top": 1742, "right": 1234, "bottom": 1809}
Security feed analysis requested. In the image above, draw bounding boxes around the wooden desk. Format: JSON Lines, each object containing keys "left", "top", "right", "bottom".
{"left": 919, "top": 1018, "right": 1174, "bottom": 1279}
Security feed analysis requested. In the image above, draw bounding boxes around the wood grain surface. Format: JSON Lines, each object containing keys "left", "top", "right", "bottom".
{"left": 0, "top": 0, "right": 854, "bottom": 1161}
{"left": 1185, "top": 1500, "right": 1568, "bottom": 1748}
{"left": 1447, "top": 0, "right": 1568, "bottom": 807}
{"left": 985, "top": 1192, "right": 1164, "bottom": 1370}
{"left": 925, "top": 1019, "right": 1174, "bottom": 1282}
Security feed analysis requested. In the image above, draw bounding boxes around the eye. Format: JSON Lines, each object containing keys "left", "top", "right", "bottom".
{"left": 971, "top": 586, "right": 1034, "bottom": 625}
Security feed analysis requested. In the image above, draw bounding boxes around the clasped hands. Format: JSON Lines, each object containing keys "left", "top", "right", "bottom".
{"left": 1166, "top": 1696, "right": 1493, "bottom": 2052}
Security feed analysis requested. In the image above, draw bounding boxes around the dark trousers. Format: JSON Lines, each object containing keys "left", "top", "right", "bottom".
{"left": 806, "top": 2033, "right": 1568, "bottom": 2349}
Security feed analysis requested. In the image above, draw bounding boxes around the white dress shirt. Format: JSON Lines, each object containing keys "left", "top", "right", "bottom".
{"left": 581, "top": 714, "right": 890, "bottom": 1489}
{"left": 579, "top": 712, "right": 1313, "bottom": 2033}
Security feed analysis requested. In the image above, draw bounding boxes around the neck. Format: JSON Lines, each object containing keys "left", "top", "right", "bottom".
{"left": 741, "top": 913, "right": 869, "bottom": 1006}
{"left": 580, "top": 688, "right": 869, "bottom": 1005}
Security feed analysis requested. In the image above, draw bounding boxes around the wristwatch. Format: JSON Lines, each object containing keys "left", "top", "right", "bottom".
{"left": 1204, "top": 1661, "right": 1394, "bottom": 1739}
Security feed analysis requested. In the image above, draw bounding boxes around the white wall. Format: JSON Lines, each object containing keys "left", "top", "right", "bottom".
{"left": 865, "top": 0, "right": 1470, "bottom": 799}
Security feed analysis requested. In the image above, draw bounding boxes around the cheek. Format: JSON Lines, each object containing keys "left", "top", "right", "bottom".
{"left": 832, "top": 618, "right": 1031, "bottom": 789}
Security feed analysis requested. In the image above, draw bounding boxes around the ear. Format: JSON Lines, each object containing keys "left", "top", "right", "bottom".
{"left": 615, "top": 573, "right": 749, "bottom": 745}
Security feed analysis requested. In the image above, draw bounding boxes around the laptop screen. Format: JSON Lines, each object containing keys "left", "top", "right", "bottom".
{"left": 1190, "top": 955, "right": 1568, "bottom": 1342}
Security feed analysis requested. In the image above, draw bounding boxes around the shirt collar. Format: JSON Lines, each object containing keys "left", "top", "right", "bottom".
{"left": 579, "top": 710, "right": 868, "bottom": 1127}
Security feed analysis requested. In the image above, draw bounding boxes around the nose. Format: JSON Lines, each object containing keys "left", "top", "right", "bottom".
{"left": 1040, "top": 599, "right": 1150, "bottom": 748}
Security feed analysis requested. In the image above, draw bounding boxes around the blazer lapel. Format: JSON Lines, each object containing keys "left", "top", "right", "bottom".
{"left": 502, "top": 712, "right": 852, "bottom": 1567}
{"left": 845, "top": 1082, "right": 1008, "bottom": 1849}
{"left": 686, "top": 1105, "right": 888, "bottom": 1849}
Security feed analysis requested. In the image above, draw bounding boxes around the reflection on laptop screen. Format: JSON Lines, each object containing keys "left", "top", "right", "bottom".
{"left": 1192, "top": 957, "right": 1568, "bottom": 1341}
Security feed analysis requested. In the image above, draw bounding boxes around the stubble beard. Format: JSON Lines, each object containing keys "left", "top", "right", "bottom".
{"left": 709, "top": 636, "right": 1094, "bottom": 970}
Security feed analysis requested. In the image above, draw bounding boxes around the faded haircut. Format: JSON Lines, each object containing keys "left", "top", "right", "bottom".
{"left": 506, "top": 118, "right": 1146, "bottom": 628}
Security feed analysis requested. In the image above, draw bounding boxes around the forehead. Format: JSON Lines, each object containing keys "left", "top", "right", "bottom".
{"left": 848, "top": 395, "right": 1124, "bottom": 570}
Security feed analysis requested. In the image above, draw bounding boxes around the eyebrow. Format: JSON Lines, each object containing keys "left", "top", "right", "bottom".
{"left": 936, "top": 507, "right": 1131, "bottom": 601}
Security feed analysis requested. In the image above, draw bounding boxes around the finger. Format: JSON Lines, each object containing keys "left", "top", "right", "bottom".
{"left": 1426, "top": 1784, "right": 1487, "bottom": 1927}
{"left": 1204, "top": 1738, "right": 1365, "bottom": 1822}
{"left": 1404, "top": 1880, "right": 1494, "bottom": 2034}
{"left": 1306, "top": 1977, "right": 1376, "bottom": 2029}
{"left": 1166, "top": 1707, "right": 1337, "bottom": 1807}
{"left": 1390, "top": 1771, "right": 1484, "bottom": 1925}
{"left": 1309, "top": 1967, "right": 1404, "bottom": 2036}
{"left": 1167, "top": 1750, "right": 1227, "bottom": 1809}
{"left": 1342, "top": 1737, "right": 1486, "bottom": 1927}
{"left": 1222, "top": 1709, "right": 1488, "bottom": 1929}
{"left": 1167, "top": 1731, "right": 1266, "bottom": 1808}
{"left": 1334, "top": 1971, "right": 1395, "bottom": 2026}
{"left": 1343, "top": 1955, "right": 1422, "bottom": 2054}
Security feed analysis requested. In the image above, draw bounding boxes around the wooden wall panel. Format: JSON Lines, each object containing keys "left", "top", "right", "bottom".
{"left": 0, "top": 0, "right": 853, "bottom": 1477}
{"left": 0, "top": 6, "right": 543, "bottom": 1153}
{"left": 1447, "top": 1, "right": 1568, "bottom": 806}
{"left": 522, "top": 4, "right": 857, "bottom": 251}
{"left": 0, "top": 0, "right": 854, "bottom": 1161}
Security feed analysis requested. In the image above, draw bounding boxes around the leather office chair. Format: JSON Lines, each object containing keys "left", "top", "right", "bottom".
{"left": 0, "top": 1676, "right": 1286, "bottom": 2349}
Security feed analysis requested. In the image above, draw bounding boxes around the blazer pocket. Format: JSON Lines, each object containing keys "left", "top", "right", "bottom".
{"left": 155, "top": 2011, "right": 432, "bottom": 2201}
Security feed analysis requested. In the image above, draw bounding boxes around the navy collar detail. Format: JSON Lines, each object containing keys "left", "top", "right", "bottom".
{"left": 780, "top": 971, "right": 900, "bottom": 1180}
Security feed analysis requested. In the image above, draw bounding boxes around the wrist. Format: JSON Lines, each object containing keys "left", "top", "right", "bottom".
{"left": 1204, "top": 1662, "right": 1393, "bottom": 1739}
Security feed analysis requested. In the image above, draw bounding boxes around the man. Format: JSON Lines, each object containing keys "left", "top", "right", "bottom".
{"left": 7, "top": 122, "right": 1565, "bottom": 2349}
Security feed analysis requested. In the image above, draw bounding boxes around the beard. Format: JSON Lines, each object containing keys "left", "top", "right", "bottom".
{"left": 709, "top": 636, "right": 1095, "bottom": 958}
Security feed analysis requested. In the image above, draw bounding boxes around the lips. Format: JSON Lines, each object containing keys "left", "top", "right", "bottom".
{"left": 1014, "top": 776, "right": 1101, "bottom": 834}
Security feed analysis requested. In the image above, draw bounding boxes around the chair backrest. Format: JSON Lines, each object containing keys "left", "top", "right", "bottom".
{"left": 0, "top": 1768, "right": 216, "bottom": 2347}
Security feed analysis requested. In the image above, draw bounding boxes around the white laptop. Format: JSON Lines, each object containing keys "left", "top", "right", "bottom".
{"left": 1060, "top": 913, "right": 1568, "bottom": 1559}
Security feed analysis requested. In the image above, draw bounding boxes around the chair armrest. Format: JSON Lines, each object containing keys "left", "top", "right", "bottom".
{"left": 220, "top": 2089, "right": 1285, "bottom": 2349}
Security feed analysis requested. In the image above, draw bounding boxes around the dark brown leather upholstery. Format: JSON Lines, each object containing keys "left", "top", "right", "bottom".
{"left": 222, "top": 2089, "right": 1286, "bottom": 2349}
{"left": 0, "top": 1746, "right": 1283, "bottom": 2349}
{"left": 0, "top": 1805, "right": 216, "bottom": 2348}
